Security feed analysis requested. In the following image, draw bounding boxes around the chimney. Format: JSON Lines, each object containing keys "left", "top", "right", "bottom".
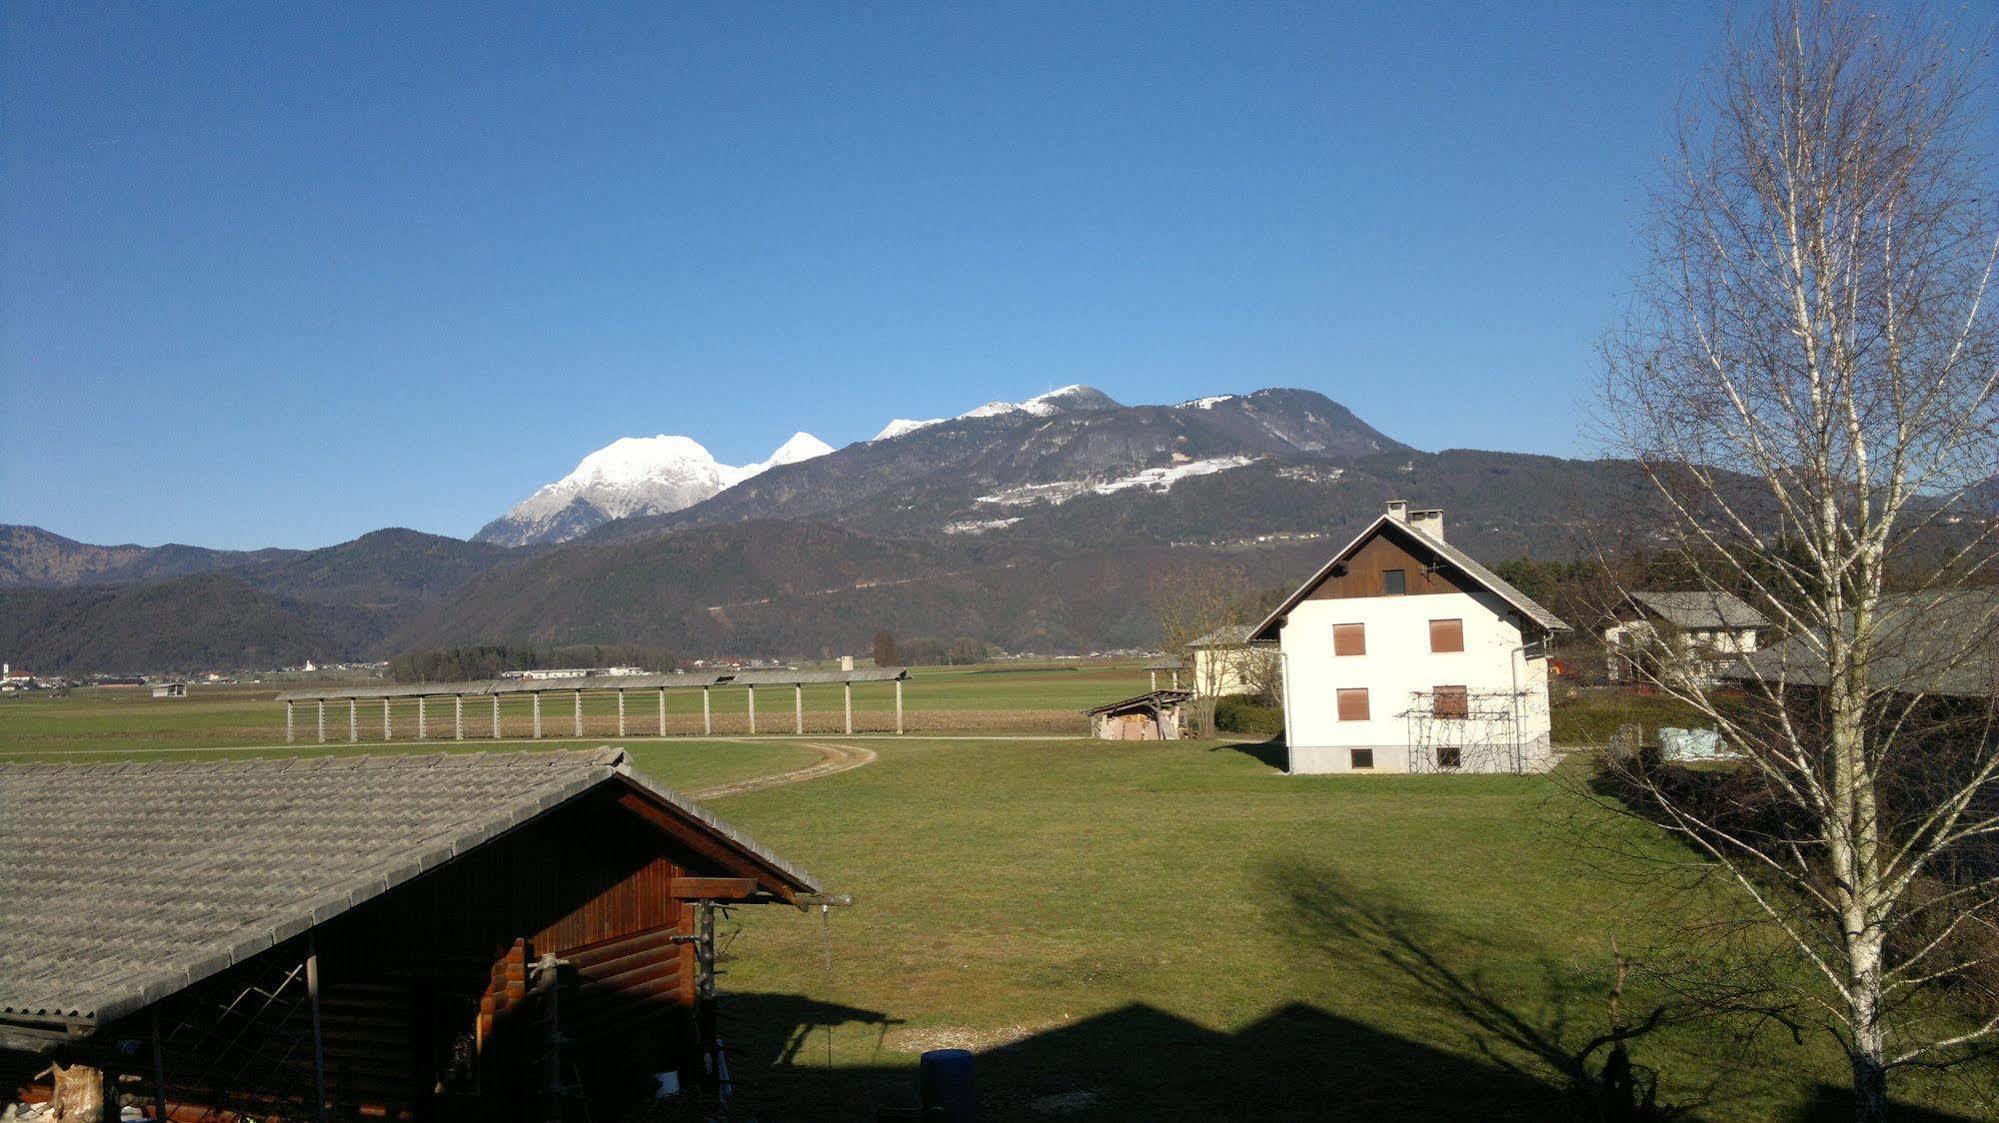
{"left": 1385, "top": 499, "right": 1409, "bottom": 522}
{"left": 1409, "top": 507, "right": 1445, "bottom": 542}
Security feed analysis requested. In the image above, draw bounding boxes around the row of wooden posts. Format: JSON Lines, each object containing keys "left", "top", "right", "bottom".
{"left": 284, "top": 679, "right": 904, "bottom": 744}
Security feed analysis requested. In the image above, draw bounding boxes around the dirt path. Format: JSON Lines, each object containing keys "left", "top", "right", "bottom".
{"left": 688, "top": 740, "right": 877, "bottom": 799}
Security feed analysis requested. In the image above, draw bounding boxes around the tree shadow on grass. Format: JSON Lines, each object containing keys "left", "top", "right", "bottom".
{"left": 1263, "top": 857, "right": 1708, "bottom": 1120}
{"left": 1210, "top": 733, "right": 1288, "bottom": 771}
{"left": 715, "top": 991, "right": 1575, "bottom": 1120}
{"left": 1261, "top": 859, "right": 1989, "bottom": 1123}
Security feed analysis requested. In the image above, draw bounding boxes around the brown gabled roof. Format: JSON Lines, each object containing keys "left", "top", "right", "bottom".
{"left": 0, "top": 748, "right": 820, "bottom": 1032}
{"left": 1249, "top": 515, "right": 1568, "bottom": 642}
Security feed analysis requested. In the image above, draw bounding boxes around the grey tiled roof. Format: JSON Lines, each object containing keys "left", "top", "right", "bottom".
{"left": 1725, "top": 589, "right": 1999, "bottom": 698}
{"left": 1188, "top": 625, "right": 1255, "bottom": 648}
{"left": 0, "top": 748, "right": 820, "bottom": 1030}
{"left": 1629, "top": 590, "right": 1769, "bottom": 630}
{"left": 1085, "top": 690, "right": 1195, "bottom": 716}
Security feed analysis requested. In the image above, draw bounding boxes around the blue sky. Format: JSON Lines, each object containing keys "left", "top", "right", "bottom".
{"left": 0, "top": 3, "right": 1817, "bottom": 548}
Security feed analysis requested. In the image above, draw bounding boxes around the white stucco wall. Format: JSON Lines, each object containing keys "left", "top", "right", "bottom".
{"left": 1189, "top": 645, "right": 1253, "bottom": 697}
{"left": 1277, "top": 589, "right": 1554, "bottom": 774}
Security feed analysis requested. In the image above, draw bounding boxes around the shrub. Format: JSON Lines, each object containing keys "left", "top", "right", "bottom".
{"left": 1214, "top": 695, "right": 1283, "bottom": 737}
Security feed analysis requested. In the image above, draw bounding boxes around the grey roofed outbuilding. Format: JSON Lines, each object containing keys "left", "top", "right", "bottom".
{"left": 1625, "top": 591, "right": 1769, "bottom": 630}
{"left": 1249, "top": 514, "right": 1568, "bottom": 642}
{"left": 0, "top": 748, "right": 821, "bottom": 1036}
{"left": 1187, "top": 625, "right": 1256, "bottom": 648}
{"left": 274, "top": 666, "right": 910, "bottom": 703}
{"left": 1723, "top": 589, "right": 1999, "bottom": 699}
{"left": 1084, "top": 689, "right": 1195, "bottom": 717}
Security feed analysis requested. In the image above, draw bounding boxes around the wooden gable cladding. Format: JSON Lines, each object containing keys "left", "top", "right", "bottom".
{"left": 1295, "top": 519, "right": 1487, "bottom": 599}
{"left": 1303, "top": 525, "right": 1479, "bottom": 601}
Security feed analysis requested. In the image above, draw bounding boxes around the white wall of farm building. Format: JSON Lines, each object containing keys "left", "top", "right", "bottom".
{"left": 1277, "top": 589, "right": 1553, "bottom": 774}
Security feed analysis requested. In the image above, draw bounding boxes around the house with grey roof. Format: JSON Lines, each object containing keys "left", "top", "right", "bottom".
{"left": 1248, "top": 500, "right": 1568, "bottom": 774}
{"left": 1605, "top": 590, "right": 1769, "bottom": 685}
{"left": 1184, "top": 624, "right": 1269, "bottom": 700}
{"left": 0, "top": 748, "right": 831, "bottom": 1121}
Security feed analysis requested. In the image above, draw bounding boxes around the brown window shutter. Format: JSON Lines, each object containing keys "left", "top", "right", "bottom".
{"left": 1433, "top": 685, "right": 1468, "bottom": 719}
{"left": 1430, "top": 618, "right": 1464, "bottom": 653}
{"left": 1337, "top": 688, "right": 1370, "bottom": 721}
{"left": 1333, "top": 623, "right": 1366, "bottom": 656}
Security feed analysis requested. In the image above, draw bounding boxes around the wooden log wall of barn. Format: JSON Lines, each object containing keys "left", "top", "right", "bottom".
{"left": 107, "top": 787, "right": 728, "bottom": 1123}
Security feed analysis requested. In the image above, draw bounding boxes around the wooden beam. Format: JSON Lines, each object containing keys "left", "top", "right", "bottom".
{"left": 670, "top": 877, "right": 759, "bottom": 901}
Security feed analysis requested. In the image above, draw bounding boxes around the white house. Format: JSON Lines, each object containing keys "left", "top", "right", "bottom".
{"left": 1604, "top": 591, "right": 1767, "bottom": 685}
{"left": 1248, "top": 500, "right": 1568, "bottom": 774}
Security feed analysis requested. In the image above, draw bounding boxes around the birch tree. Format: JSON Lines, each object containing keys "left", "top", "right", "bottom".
{"left": 1599, "top": 3, "right": 1999, "bottom": 1118}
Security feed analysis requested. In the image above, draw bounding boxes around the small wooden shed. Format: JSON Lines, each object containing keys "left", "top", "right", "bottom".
{"left": 1086, "top": 690, "right": 1195, "bottom": 741}
{"left": 0, "top": 748, "right": 832, "bottom": 1122}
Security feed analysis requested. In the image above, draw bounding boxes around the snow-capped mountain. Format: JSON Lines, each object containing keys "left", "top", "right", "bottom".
{"left": 872, "top": 385, "right": 1121, "bottom": 442}
{"left": 474, "top": 431, "right": 833, "bottom": 547}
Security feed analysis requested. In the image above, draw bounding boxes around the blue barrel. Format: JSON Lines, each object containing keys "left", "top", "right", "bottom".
{"left": 918, "top": 1048, "right": 975, "bottom": 1120}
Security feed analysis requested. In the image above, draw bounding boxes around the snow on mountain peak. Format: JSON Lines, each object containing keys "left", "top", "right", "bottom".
{"left": 724, "top": 431, "right": 834, "bottom": 484}
{"left": 873, "top": 417, "right": 944, "bottom": 441}
{"left": 476, "top": 430, "right": 832, "bottom": 546}
{"left": 953, "top": 384, "right": 1122, "bottom": 421}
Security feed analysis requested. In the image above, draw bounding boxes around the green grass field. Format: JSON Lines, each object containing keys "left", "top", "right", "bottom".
{"left": 8, "top": 676, "right": 1990, "bottom": 1118}
{"left": 0, "top": 663, "right": 1152, "bottom": 756}
{"left": 696, "top": 740, "right": 1990, "bottom": 1121}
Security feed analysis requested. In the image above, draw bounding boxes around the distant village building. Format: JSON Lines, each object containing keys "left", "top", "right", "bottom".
{"left": 1249, "top": 500, "right": 1568, "bottom": 774}
{"left": 0, "top": 665, "right": 31, "bottom": 692}
{"left": 0, "top": 749, "right": 831, "bottom": 1120}
{"left": 1604, "top": 591, "right": 1768, "bottom": 685}
{"left": 501, "top": 666, "right": 648, "bottom": 681}
{"left": 149, "top": 681, "right": 188, "bottom": 699}
{"left": 1087, "top": 690, "right": 1194, "bottom": 740}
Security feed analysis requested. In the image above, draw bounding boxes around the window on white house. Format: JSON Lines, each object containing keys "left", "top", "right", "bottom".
{"left": 1333, "top": 623, "right": 1365, "bottom": 656}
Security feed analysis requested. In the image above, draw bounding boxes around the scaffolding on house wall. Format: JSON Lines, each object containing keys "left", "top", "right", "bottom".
{"left": 1402, "top": 688, "right": 1530, "bottom": 773}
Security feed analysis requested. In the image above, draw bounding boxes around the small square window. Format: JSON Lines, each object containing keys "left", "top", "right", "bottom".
{"left": 1383, "top": 569, "right": 1407, "bottom": 595}
{"left": 1430, "top": 618, "right": 1464, "bottom": 653}
{"left": 1337, "top": 688, "right": 1371, "bottom": 721}
{"left": 1333, "top": 623, "right": 1366, "bottom": 656}
{"left": 1350, "top": 748, "right": 1375, "bottom": 770}
{"left": 1437, "top": 746, "right": 1463, "bottom": 769}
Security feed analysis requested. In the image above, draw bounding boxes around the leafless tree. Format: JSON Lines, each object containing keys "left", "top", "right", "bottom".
{"left": 1150, "top": 565, "right": 1260, "bottom": 736}
{"left": 1597, "top": 2, "right": 1999, "bottom": 1118}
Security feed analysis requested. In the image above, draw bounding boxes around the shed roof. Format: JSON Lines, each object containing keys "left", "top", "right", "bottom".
{"left": 0, "top": 748, "right": 820, "bottom": 1034}
{"left": 1084, "top": 690, "right": 1195, "bottom": 716}
{"left": 1724, "top": 589, "right": 1999, "bottom": 698}
{"left": 1249, "top": 515, "right": 1567, "bottom": 642}
{"left": 1628, "top": 590, "right": 1769, "bottom": 630}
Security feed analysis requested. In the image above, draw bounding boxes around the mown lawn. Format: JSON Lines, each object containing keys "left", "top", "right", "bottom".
{"left": 0, "top": 664, "right": 1150, "bottom": 753}
{"left": 690, "top": 739, "right": 1993, "bottom": 1121}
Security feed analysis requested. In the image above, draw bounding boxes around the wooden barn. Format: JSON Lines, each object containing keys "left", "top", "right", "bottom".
{"left": 0, "top": 748, "right": 832, "bottom": 1121}
{"left": 1086, "top": 690, "right": 1194, "bottom": 741}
